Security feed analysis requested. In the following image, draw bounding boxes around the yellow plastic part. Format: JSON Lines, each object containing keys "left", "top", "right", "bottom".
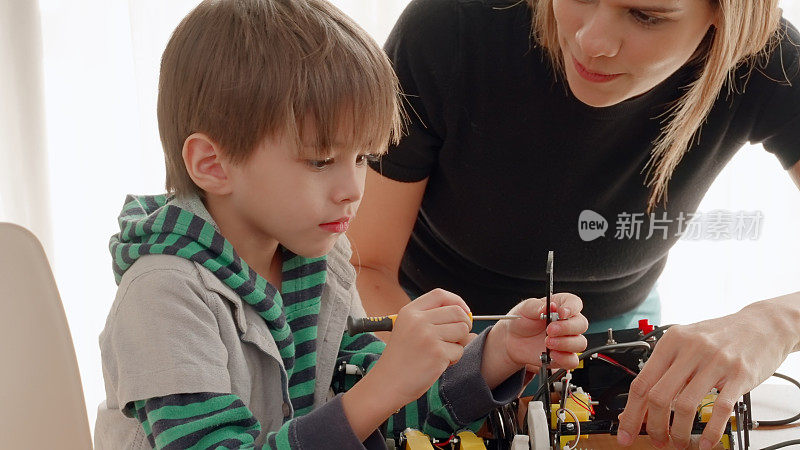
{"left": 548, "top": 392, "right": 591, "bottom": 447}
{"left": 550, "top": 392, "right": 592, "bottom": 427}
{"left": 698, "top": 392, "right": 717, "bottom": 423}
{"left": 403, "top": 429, "right": 434, "bottom": 450}
{"left": 697, "top": 392, "right": 737, "bottom": 448}
{"left": 456, "top": 430, "right": 486, "bottom": 450}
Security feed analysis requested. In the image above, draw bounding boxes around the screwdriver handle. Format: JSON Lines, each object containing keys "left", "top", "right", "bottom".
{"left": 347, "top": 315, "right": 397, "bottom": 336}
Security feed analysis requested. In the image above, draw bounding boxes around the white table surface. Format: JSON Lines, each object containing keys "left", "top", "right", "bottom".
{"left": 747, "top": 383, "right": 800, "bottom": 449}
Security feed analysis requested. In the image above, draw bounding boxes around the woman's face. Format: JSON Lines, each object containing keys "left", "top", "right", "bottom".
{"left": 552, "top": 0, "right": 716, "bottom": 107}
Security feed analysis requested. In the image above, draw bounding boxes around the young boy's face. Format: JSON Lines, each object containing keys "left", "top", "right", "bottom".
{"left": 223, "top": 128, "right": 373, "bottom": 258}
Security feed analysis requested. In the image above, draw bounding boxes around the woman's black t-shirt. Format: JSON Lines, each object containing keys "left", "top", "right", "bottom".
{"left": 370, "top": 0, "right": 800, "bottom": 320}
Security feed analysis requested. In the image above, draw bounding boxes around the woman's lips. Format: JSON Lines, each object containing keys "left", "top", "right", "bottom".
{"left": 573, "top": 57, "right": 622, "bottom": 83}
{"left": 319, "top": 218, "right": 350, "bottom": 233}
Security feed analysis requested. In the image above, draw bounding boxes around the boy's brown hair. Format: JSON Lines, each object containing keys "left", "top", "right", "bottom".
{"left": 158, "top": 0, "right": 402, "bottom": 197}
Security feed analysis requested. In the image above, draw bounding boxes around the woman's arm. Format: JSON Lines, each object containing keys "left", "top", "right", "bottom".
{"left": 790, "top": 159, "right": 800, "bottom": 190}
{"left": 617, "top": 293, "right": 800, "bottom": 449}
{"left": 618, "top": 159, "right": 800, "bottom": 449}
{"left": 348, "top": 168, "right": 428, "bottom": 316}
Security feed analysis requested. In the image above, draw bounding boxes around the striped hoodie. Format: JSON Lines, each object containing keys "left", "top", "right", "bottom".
{"left": 102, "top": 194, "right": 523, "bottom": 449}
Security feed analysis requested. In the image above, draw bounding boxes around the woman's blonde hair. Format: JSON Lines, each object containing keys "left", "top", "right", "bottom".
{"left": 531, "top": 0, "right": 782, "bottom": 210}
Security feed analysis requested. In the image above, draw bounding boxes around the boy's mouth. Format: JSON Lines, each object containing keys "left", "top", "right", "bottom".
{"left": 319, "top": 217, "right": 351, "bottom": 233}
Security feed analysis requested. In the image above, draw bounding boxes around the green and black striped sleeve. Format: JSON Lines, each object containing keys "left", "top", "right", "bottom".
{"left": 336, "top": 327, "right": 526, "bottom": 440}
{"left": 125, "top": 393, "right": 260, "bottom": 449}
{"left": 125, "top": 392, "right": 385, "bottom": 449}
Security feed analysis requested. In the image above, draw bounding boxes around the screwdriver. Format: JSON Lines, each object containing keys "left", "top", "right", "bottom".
{"left": 346, "top": 313, "right": 522, "bottom": 336}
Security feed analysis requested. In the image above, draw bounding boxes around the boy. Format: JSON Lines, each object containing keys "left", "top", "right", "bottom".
{"left": 95, "top": 0, "right": 588, "bottom": 448}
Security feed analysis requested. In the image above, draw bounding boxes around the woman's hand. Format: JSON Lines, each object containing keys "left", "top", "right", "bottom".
{"left": 482, "top": 293, "right": 588, "bottom": 388}
{"left": 617, "top": 295, "right": 800, "bottom": 449}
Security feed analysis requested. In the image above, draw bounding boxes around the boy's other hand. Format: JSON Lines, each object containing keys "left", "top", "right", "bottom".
{"left": 373, "top": 288, "right": 472, "bottom": 407}
{"left": 482, "top": 294, "right": 588, "bottom": 387}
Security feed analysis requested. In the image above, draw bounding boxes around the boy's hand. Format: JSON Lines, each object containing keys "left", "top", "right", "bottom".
{"left": 482, "top": 293, "right": 588, "bottom": 388}
{"left": 371, "top": 288, "right": 472, "bottom": 407}
{"left": 341, "top": 288, "right": 470, "bottom": 439}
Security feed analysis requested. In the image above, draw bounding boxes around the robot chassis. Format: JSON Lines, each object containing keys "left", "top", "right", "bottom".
{"left": 337, "top": 252, "right": 755, "bottom": 450}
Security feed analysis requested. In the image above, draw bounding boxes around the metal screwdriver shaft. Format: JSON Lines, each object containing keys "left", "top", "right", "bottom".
{"left": 346, "top": 313, "right": 521, "bottom": 336}
{"left": 470, "top": 315, "right": 522, "bottom": 321}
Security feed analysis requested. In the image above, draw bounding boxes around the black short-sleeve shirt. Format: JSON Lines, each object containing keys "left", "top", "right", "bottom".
{"left": 371, "top": 0, "right": 800, "bottom": 320}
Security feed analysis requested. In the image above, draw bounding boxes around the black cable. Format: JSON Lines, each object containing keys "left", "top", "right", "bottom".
{"left": 640, "top": 324, "right": 676, "bottom": 341}
{"left": 487, "top": 408, "right": 506, "bottom": 440}
{"left": 579, "top": 341, "right": 653, "bottom": 358}
{"left": 761, "top": 439, "right": 800, "bottom": 450}
{"left": 503, "top": 402, "right": 519, "bottom": 436}
{"left": 743, "top": 372, "right": 800, "bottom": 450}
{"left": 532, "top": 369, "right": 564, "bottom": 402}
{"left": 531, "top": 341, "right": 653, "bottom": 400}
{"left": 757, "top": 372, "right": 800, "bottom": 427}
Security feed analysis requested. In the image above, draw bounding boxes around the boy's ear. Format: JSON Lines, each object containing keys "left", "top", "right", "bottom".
{"left": 182, "top": 133, "right": 233, "bottom": 195}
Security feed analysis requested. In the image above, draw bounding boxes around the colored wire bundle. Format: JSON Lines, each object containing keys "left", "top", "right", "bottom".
{"left": 532, "top": 340, "right": 652, "bottom": 401}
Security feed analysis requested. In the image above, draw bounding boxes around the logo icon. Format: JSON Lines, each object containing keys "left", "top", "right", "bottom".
{"left": 578, "top": 210, "right": 608, "bottom": 241}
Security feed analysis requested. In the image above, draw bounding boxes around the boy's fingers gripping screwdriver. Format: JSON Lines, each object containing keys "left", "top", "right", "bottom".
{"left": 346, "top": 313, "right": 521, "bottom": 336}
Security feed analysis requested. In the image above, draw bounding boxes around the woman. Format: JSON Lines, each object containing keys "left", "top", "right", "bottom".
{"left": 348, "top": 0, "right": 800, "bottom": 448}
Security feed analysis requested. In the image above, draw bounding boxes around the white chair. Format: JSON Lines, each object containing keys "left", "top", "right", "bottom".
{"left": 0, "top": 222, "right": 92, "bottom": 448}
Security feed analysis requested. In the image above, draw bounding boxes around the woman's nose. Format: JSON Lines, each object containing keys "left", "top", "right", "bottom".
{"left": 575, "top": 8, "right": 622, "bottom": 59}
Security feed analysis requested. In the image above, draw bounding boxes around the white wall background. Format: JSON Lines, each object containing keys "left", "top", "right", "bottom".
{"left": 1, "top": 0, "right": 797, "bottom": 436}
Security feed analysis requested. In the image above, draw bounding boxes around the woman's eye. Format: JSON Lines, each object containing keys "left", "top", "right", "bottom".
{"left": 355, "top": 154, "right": 380, "bottom": 166}
{"left": 630, "top": 10, "right": 664, "bottom": 26}
{"left": 307, "top": 158, "right": 334, "bottom": 169}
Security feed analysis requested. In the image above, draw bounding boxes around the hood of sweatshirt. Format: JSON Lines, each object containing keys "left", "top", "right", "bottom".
{"left": 109, "top": 194, "right": 327, "bottom": 407}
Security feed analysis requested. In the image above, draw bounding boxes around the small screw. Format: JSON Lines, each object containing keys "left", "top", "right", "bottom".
{"left": 738, "top": 403, "right": 748, "bottom": 413}
{"left": 540, "top": 312, "right": 560, "bottom": 321}
{"left": 606, "top": 328, "right": 617, "bottom": 345}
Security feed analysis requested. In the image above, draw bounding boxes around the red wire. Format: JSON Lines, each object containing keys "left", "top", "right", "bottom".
{"left": 433, "top": 435, "right": 453, "bottom": 447}
{"left": 597, "top": 354, "right": 639, "bottom": 377}
{"left": 568, "top": 390, "right": 593, "bottom": 414}
{"left": 597, "top": 353, "right": 624, "bottom": 366}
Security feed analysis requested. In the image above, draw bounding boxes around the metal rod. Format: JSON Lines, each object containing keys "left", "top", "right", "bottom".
{"left": 471, "top": 315, "right": 521, "bottom": 321}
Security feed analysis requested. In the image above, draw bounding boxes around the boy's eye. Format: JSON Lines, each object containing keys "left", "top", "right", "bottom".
{"left": 355, "top": 154, "right": 380, "bottom": 166}
{"left": 630, "top": 9, "right": 665, "bottom": 26}
{"left": 307, "top": 158, "right": 334, "bottom": 170}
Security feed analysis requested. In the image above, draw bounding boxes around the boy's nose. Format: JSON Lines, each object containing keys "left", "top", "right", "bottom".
{"left": 333, "top": 168, "right": 364, "bottom": 204}
{"left": 575, "top": 9, "right": 621, "bottom": 59}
